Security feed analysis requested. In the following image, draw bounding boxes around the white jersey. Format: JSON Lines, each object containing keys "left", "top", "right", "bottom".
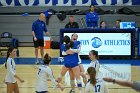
{"left": 88, "top": 60, "right": 100, "bottom": 77}
{"left": 5, "top": 57, "right": 16, "bottom": 83}
{"left": 35, "top": 65, "right": 58, "bottom": 92}
{"left": 85, "top": 79, "right": 108, "bottom": 93}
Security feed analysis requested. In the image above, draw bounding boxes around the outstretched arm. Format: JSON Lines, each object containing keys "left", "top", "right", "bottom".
{"left": 103, "top": 77, "right": 133, "bottom": 88}
{"left": 48, "top": 68, "right": 64, "bottom": 91}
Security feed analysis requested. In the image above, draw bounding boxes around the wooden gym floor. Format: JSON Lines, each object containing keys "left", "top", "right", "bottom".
{"left": 0, "top": 47, "right": 140, "bottom": 93}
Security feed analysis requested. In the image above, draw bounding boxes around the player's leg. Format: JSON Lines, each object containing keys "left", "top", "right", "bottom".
{"left": 79, "top": 64, "right": 87, "bottom": 84}
{"left": 57, "top": 65, "right": 69, "bottom": 83}
{"left": 7, "top": 83, "right": 14, "bottom": 93}
{"left": 13, "top": 82, "right": 19, "bottom": 93}
{"left": 69, "top": 68, "right": 75, "bottom": 93}
{"left": 72, "top": 66, "right": 82, "bottom": 92}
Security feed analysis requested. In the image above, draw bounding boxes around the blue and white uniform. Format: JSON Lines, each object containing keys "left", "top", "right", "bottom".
{"left": 70, "top": 41, "right": 82, "bottom": 64}
{"left": 85, "top": 79, "right": 108, "bottom": 93}
{"left": 35, "top": 65, "right": 58, "bottom": 92}
{"left": 5, "top": 58, "right": 16, "bottom": 83}
{"left": 88, "top": 60, "right": 100, "bottom": 75}
{"left": 61, "top": 42, "right": 79, "bottom": 68}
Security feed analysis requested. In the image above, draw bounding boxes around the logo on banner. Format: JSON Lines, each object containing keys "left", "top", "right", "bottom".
{"left": 91, "top": 37, "right": 102, "bottom": 48}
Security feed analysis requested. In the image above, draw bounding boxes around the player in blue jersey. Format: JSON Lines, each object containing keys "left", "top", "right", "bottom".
{"left": 35, "top": 53, "right": 63, "bottom": 93}
{"left": 32, "top": 13, "right": 50, "bottom": 64}
{"left": 85, "top": 67, "right": 108, "bottom": 93}
{"left": 68, "top": 33, "right": 87, "bottom": 93}
{"left": 57, "top": 35, "right": 82, "bottom": 93}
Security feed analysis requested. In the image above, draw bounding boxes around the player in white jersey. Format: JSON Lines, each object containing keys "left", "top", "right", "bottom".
{"left": 88, "top": 50, "right": 100, "bottom": 77}
{"left": 85, "top": 67, "right": 108, "bottom": 93}
{"left": 5, "top": 47, "right": 24, "bottom": 93}
{"left": 35, "top": 53, "right": 63, "bottom": 93}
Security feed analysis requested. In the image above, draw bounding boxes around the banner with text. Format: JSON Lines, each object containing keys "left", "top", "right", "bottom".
{"left": 0, "top": 0, "right": 140, "bottom": 6}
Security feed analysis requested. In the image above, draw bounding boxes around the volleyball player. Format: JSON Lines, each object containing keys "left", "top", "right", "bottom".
{"left": 85, "top": 67, "right": 108, "bottom": 93}
{"left": 88, "top": 50, "right": 100, "bottom": 77}
{"left": 57, "top": 35, "right": 82, "bottom": 93}
{"left": 35, "top": 53, "right": 63, "bottom": 93}
{"left": 68, "top": 33, "right": 86, "bottom": 93}
{"left": 5, "top": 47, "right": 24, "bottom": 93}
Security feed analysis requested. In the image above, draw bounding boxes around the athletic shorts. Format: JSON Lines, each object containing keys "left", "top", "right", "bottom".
{"left": 36, "top": 91, "right": 48, "bottom": 93}
{"left": 33, "top": 38, "right": 44, "bottom": 48}
{"left": 64, "top": 61, "right": 78, "bottom": 68}
{"left": 133, "top": 81, "right": 140, "bottom": 92}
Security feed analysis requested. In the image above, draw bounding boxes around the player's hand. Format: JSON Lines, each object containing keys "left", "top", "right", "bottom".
{"left": 20, "top": 79, "right": 24, "bottom": 83}
{"left": 56, "top": 78, "right": 62, "bottom": 83}
{"left": 60, "top": 86, "right": 64, "bottom": 91}
{"left": 34, "top": 37, "right": 37, "bottom": 41}
{"left": 103, "top": 77, "right": 113, "bottom": 82}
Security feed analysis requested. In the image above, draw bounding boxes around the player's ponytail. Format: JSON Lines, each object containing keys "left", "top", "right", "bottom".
{"left": 5, "top": 47, "right": 15, "bottom": 69}
{"left": 87, "top": 67, "right": 96, "bottom": 86}
{"left": 43, "top": 53, "right": 51, "bottom": 65}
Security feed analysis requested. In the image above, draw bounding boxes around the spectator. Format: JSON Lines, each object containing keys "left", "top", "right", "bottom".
{"left": 113, "top": 19, "right": 121, "bottom": 28}
{"left": 86, "top": 5, "right": 99, "bottom": 28}
{"left": 65, "top": 16, "right": 79, "bottom": 28}
{"left": 100, "top": 21, "right": 108, "bottom": 29}
{"left": 103, "top": 77, "right": 140, "bottom": 92}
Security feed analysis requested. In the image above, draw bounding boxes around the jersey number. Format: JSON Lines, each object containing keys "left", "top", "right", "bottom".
{"left": 95, "top": 85, "right": 101, "bottom": 92}
{"left": 38, "top": 69, "right": 41, "bottom": 75}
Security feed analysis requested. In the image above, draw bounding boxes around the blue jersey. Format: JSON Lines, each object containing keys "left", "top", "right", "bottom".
{"left": 61, "top": 44, "right": 79, "bottom": 68}
{"left": 72, "top": 41, "right": 81, "bottom": 49}
{"left": 86, "top": 12, "right": 98, "bottom": 27}
{"left": 32, "top": 19, "right": 47, "bottom": 39}
{"left": 72, "top": 41, "right": 82, "bottom": 64}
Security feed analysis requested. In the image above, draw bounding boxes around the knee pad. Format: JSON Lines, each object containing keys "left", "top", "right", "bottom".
{"left": 77, "top": 83, "right": 82, "bottom": 88}
{"left": 77, "top": 79, "right": 82, "bottom": 88}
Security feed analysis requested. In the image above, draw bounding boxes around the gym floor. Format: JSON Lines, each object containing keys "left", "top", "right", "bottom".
{"left": 0, "top": 47, "right": 140, "bottom": 93}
